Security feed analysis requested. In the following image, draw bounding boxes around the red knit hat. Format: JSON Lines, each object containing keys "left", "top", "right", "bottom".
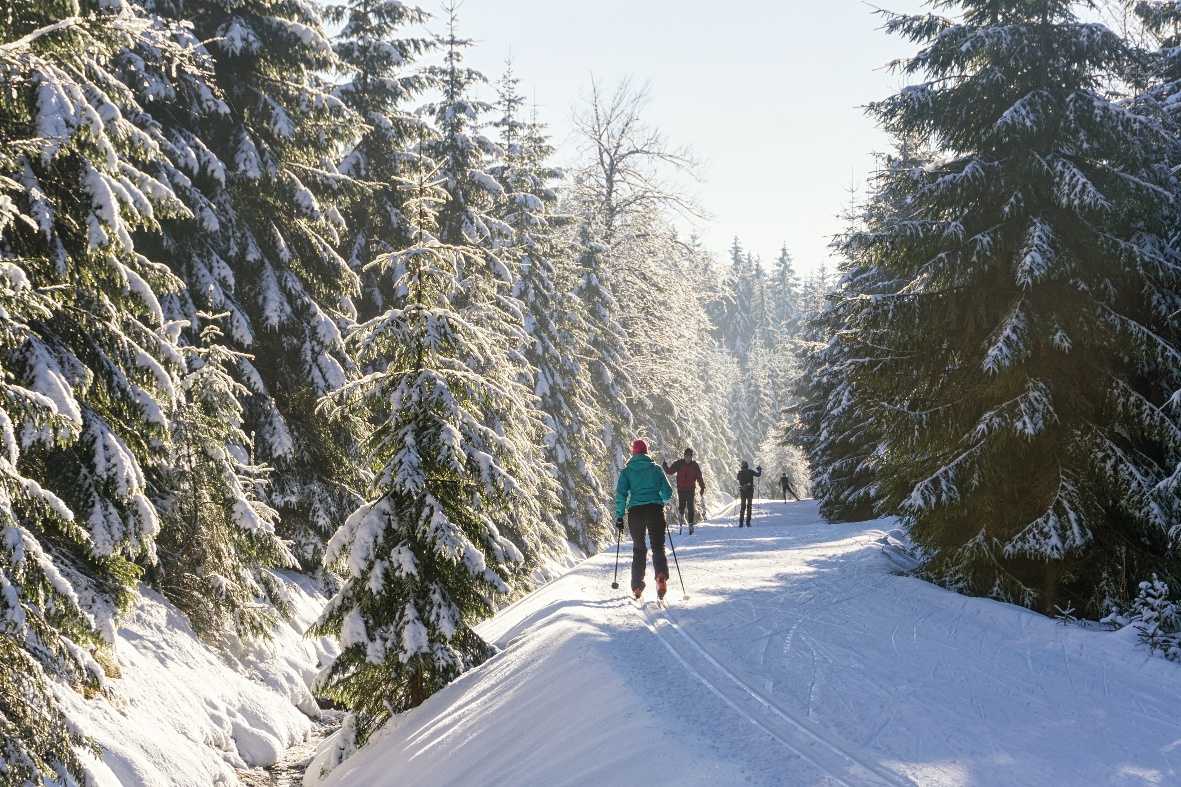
{"left": 631, "top": 439, "right": 648, "bottom": 455}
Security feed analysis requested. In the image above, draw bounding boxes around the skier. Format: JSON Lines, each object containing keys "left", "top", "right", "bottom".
{"left": 616, "top": 439, "right": 674, "bottom": 600}
{"left": 736, "top": 461, "right": 761, "bottom": 528}
{"left": 662, "top": 448, "right": 705, "bottom": 534}
{"left": 779, "top": 471, "right": 800, "bottom": 503}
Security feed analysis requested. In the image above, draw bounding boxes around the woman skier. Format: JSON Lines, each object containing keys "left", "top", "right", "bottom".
{"left": 615, "top": 439, "right": 673, "bottom": 600}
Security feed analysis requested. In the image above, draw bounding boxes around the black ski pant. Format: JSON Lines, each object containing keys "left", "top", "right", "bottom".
{"left": 739, "top": 489, "right": 754, "bottom": 527}
{"left": 677, "top": 488, "right": 697, "bottom": 527}
{"left": 781, "top": 484, "right": 799, "bottom": 503}
{"left": 628, "top": 503, "right": 668, "bottom": 591}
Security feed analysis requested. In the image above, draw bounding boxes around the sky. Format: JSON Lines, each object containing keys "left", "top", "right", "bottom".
{"left": 444, "top": 0, "right": 930, "bottom": 273}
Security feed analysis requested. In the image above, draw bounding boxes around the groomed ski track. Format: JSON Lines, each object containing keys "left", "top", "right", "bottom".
{"left": 318, "top": 500, "right": 1181, "bottom": 787}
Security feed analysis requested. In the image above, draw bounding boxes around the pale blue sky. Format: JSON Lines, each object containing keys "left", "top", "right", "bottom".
{"left": 447, "top": 0, "right": 929, "bottom": 272}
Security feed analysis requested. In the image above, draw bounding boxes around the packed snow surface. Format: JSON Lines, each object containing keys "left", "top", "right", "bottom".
{"left": 313, "top": 500, "right": 1181, "bottom": 787}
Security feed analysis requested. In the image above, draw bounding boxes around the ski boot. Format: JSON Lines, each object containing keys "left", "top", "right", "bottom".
{"left": 632, "top": 582, "right": 644, "bottom": 600}
{"left": 656, "top": 574, "right": 668, "bottom": 601}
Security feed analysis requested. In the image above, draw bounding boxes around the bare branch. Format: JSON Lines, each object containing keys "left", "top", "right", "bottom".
{"left": 571, "top": 75, "right": 704, "bottom": 245}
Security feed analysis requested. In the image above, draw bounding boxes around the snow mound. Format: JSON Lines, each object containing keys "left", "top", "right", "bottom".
{"left": 877, "top": 526, "right": 923, "bottom": 572}
{"left": 59, "top": 572, "right": 335, "bottom": 786}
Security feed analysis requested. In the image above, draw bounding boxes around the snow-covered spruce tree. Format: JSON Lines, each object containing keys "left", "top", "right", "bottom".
{"left": 0, "top": 3, "right": 201, "bottom": 781}
{"left": 728, "top": 370, "right": 761, "bottom": 465}
{"left": 597, "top": 221, "right": 699, "bottom": 465}
{"left": 572, "top": 222, "right": 636, "bottom": 470}
{"left": 769, "top": 244, "right": 801, "bottom": 339}
{"left": 1, "top": 0, "right": 197, "bottom": 631}
{"left": 1126, "top": 575, "right": 1181, "bottom": 661}
{"left": 1130, "top": 0, "right": 1181, "bottom": 604}
{"left": 492, "top": 68, "right": 610, "bottom": 550}
{"left": 142, "top": 0, "right": 366, "bottom": 569}
{"left": 99, "top": 2, "right": 302, "bottom": 641}
{"left": 794, "top": 143, "right": 919, "bottom": 523}
{"left": 422, "top": 11, "right": 565, "bottom": 567}
{"left": 310, "top": 144, "right": 530, "bottom": 746}
{"left": 327, "top": 0, "right": 432, "bottom": 323}
{"left": 1137, "top": 2, "right": 1181, "bottom": 118}
{"left": 677, "top": 238, "right": 740, "bottom": 488}
{"left": 851, "top": 1, "right": 1181, "bottom": 615}
{"left": 793, "top": 308, "right": 887, "bottom": 522}
{"left": 0, "top": 180, "right": 99, "bottom": 784}
{"left": 718, "top": 237, "right": 756, "bottom": 357}
{"left": 156, "top": 324, "right": 296, "bottom": 642}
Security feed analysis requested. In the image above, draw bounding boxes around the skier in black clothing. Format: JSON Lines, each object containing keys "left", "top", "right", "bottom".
{"left": 779, "top": 471, "right": 800, "bottom": 502}
{"left": 663, "top": 448, "right": 706, "bottom": 534}
{"left": 736, "top": 461, "right": 761, "bottom": 527}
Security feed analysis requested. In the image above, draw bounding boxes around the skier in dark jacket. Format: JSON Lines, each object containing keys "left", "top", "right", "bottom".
{"left": 779, "top": 471, "right": 800, "bottom": 502}
{"left": 615, "top": 439, "right": 673, "bottom": 599}
{"left": 736, "top": 461, "right": 761, "bottom": 527}
{"left": 663, "top": 448, "right": 705, "bottom": 534}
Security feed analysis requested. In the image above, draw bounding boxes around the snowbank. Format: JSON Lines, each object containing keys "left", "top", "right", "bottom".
{"left": 58, "top": 572, "right": 335, "bottom": 787}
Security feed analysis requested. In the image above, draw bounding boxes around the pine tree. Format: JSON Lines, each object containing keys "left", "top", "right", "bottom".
{"left": 327, "top": 0, "right": 432, "bottom": 322}
{"left": 0, "top": 3, "right": 200, "bottom": 781}
{"left": 849, "top": 0, "right": 1181, "bottom": 615}
{"left": 144, "top": 0, "right": 366, "bottom": 569}
{"left": 794, "top": 312, "right": 887, "bottom": 522}
{"left": 422, "top": 11, "right": 563, "bottom": 565}
{"left": 1137, "top": 2, "right": 1181, "bottom": 120}
{"left": 492, "top": 68, "right": 609, "bottom": 550}
{"left": 720, "top": 237, "right": 756, "bottom": 356}
{"left": 1132, "top": 0, "right": 1181, "bottom": 607}
{"left": 0, "top": 200, "right": 100, "bottom": 786}
{"left": 97, "top": 0, "right": 305, "bottom": 639}
{"left": 769, "top": 244, "right": 801, "bottom": 339}
{"left": 310, "top": 119, "right": 529, "bottom": 750}
{"left": 573, "top": 223, "right": 636, "bottom": 470}
{"left": 156, "top": 324, "right": 296, "bottom": 642}
{"left": 794, "top": 143, "right": 919, "bottom": 523}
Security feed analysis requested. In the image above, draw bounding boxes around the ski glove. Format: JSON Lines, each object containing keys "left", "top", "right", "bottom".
{"left": 615, "top": 517, "right": 625, "bottom": 532}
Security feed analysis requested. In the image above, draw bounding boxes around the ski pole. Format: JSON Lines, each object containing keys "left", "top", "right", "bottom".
{"left": 610, "top": 521, "right": 622, "bottom": 590}
{"left": 666, "top": 526, "right": 689, "bottom": 601}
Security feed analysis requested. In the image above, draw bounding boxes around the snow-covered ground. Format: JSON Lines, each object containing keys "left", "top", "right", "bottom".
{"left": 311, "top": 499, "right": 1181, "bottom": 787}
{"left": 60, "top": 572, "right": 337, "bottom": 787}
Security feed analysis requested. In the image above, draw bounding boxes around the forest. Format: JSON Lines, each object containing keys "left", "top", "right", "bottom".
{"left": 1, "top": 0, "right": 1179, "bottom": 785}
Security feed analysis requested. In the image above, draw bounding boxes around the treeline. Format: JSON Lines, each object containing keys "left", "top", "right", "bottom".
{"left": 0, "top": 1, "right": 799, "bottom": 783}
{"left": 796, "top": 0, "right": 1181, "bottom": 625}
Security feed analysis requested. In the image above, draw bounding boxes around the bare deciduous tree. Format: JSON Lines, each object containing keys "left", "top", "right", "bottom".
{"left": 572, "top": 76, "right": 702, "bottom": 245}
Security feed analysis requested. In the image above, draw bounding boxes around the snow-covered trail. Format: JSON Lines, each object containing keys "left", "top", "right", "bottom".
{"left": 315, "top": 501, "right": 1181, "bottom": 787}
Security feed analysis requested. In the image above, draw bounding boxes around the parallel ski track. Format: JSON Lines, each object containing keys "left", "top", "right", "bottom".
{"left": 632, "top": 601, "right": 914, "bottom": 787}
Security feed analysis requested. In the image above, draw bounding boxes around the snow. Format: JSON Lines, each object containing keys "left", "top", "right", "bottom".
{"left": 311, "top": 499, "right": 1181, "bottom": 787}
{"left": 60, "top": 572, "right": 336, "bottom": 786}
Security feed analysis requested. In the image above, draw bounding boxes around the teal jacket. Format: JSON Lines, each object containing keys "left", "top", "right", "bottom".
{"left": 615, "top": 454, "right": 673, "bottom": 519}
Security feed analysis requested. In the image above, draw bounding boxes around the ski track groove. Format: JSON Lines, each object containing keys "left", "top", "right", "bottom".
{"left": 630, "top": 602, "right": 858, "bottom": 787}
{"left": 636, "top": 601, "right": 916, "bottom": 787}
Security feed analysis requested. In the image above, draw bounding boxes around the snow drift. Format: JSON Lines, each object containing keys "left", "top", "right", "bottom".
{"left": 59, "top": 572, "right": 336, "bottom": 787}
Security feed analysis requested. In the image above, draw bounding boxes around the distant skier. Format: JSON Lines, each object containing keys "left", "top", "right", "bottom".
{"left": 663, "top": 448, "right": 705, "bottom": 534}
{"left": 736, "top": 461, "right": 761, "bottom": 528}
{"left": 616, "top": 439, "right": 674, "bottom": 600}
{"left": 779, "top": 471, "right": 800, "bottom": 503}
